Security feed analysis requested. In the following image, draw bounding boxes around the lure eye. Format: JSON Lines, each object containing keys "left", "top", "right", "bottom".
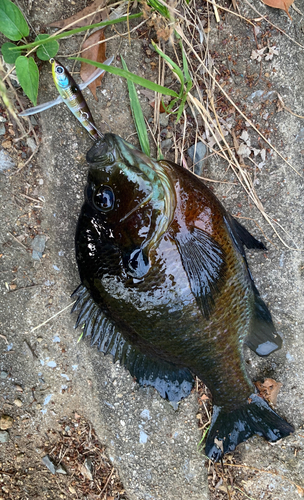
{"left": 55, "top": 66, "right": 64, "bottom": 74}
{"left": 94, "top": 186, "right": 115, "bottom": 212}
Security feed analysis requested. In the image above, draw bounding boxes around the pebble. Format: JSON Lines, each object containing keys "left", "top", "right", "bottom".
{"left": 31, "top": 234, "right": 47, "bottom": 261}
{"left": 30, "top": 116, "right": 38, "bottom": 126}
{"left": 0, "top": 371, "right": 8, "bottom": 379}
{"left": 187, "top": 142, "right": 207, "bottom": 176}
{"left": 0, "top": 149, "right": 15, "bottom": 172}
{"left": 42, "top": 455, "right": 56, "bottom": 474}
{"left": 0, "top": 431, "right": 9, "bottom": 443}
{"left": 0, "top": 415, "right": 13, "bottom": 430}
{"left": 26, "top": 137, "right": 38, "bottom": 153}
{"left": 0, "top": 123, "right": 5, "bottom": 135}
{"left": 159, "top": 113, "right": 169, "bottom": 128}
{"left": 161, "top": 139, "right": 173, "bottom": 152}
{"left": 14, "top": 399, "right": 23, "bottom": 407}
{"left": 56, "top": 464, "right": 67, "bottom": 475}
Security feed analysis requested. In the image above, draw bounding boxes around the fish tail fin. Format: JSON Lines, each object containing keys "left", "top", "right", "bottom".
{"left": 204, "top": 394, "right": 294, "bottom": 461}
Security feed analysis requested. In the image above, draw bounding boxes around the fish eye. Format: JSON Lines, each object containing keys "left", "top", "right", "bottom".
{"left": 94, "top": 185, "right": 115, "bottom": 212}
{"left": 55, "top": 66, "right": 64, "bottom": 74}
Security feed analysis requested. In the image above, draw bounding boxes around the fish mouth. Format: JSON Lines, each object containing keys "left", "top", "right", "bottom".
{"left": 86, "top": 134, "right": 176, "bottom": 266}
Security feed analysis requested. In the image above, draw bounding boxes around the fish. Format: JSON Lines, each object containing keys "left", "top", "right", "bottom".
{"left": 72, "top": 133, "right": 294, "bottom": 461}
{"left": 19, "top": 56, "right": 114, "bottom": 140}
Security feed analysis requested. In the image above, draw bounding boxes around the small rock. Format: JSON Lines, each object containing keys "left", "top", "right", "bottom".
{"left": 26, "top": 137, "right": 38, "bottom": 153}
{"left": 42, "top": 455, "right": 56, "bottom": 474}
{"left": 0, "top": 431, "right": 9, "bottom": 443}
{"left": 161, "top": 138, "right": 172, "bottom": 152}
{"left": 0, "top": 371, "right": 8, "bottom": 379}
{"left": 30, "top": 116, "right": 38, "bottom": 126}
{"left": 0, "top": 415, "right": 13, "bottom": 430}
{"left": 0, "top": 149, "right": 15, "bottom": 172}
{"left": 0, "top": 123, "right": 5, "bottom": 135}
{"left": 187, "top": 142, "right": 207, "bottom": 176}
{"left": 31, "top": 235, "right": 47, "bottom": 261}
{"left": 0, "top": 116, "right": 7, "bottom": 122}
{"left": 14, "top": 399, "right": 23, "bottom": 407}
{"left": 56, "top": 464, "right": 67, "bottom": 475}
{"left": 15, "top": 385, "right": 23, "bottom": 392}
{"left": 159, "top": 113, "right": 169, "bottom": 128}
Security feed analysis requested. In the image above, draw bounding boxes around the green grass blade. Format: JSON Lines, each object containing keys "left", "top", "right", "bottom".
{"left": 71, "top": 57, "right": 179, "bottom": 98}
{"left": 151, "top": 41, "right": 184, "bottom": 89}
{"left": 9, "top": 13, "right": 142, "bottom": 51}
{"left": 147, "top": 0, "right": 170, "bottom": 18}
{"left": 121, "top": 56, "right": 150, "bottom": 157}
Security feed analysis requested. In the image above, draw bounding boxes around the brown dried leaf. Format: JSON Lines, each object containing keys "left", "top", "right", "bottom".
{"left": 297, "top": 485, "right": 304, "bottom": 497}
{"left": 48, "top": 0, "right": 108, "bottom": 29}
{"left": 80, "top": 29, "right": 106, "bottom": 101}
{"left": 260, "top": 0, "right": 294, "bottom": 20}
{"left": 255, "top": 378, "right": 282, "bottom": 405}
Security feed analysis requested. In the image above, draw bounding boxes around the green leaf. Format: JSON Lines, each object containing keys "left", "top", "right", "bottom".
{"left": 15, "top": 56, "right": 39, "bottom": 105}
{"left": 35, "top": 34, "right": 59, "bottom": 61}
{"left": 1, "top": 41, "right": 22, "bottom": 63}
{"left": 0, "top": 0, "right": 29, "bottom": 41}
{"left": 121, "top": 56, "right": 150, "bottom": 157}
{"left": 72, "top": 57, "right": 179, "bottom": 98}
{"left": 9, "top": 13, "right": 142, "bottom": 51}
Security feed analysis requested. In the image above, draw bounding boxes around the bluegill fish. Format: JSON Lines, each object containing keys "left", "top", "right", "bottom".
{"left": 73, "top": 134, "right": 294, "bottom": 461}
{"left": 19, "top": 56, "right": 114, "bottom": 140}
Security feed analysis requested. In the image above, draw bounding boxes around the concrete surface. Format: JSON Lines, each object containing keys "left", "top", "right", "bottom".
{"left": 0, "top": 0, "right": 304, "bottom": 499}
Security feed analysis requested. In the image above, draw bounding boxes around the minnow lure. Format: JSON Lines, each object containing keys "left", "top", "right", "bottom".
{"left": 19, "top": 56, "right": 114, "bottom": 140}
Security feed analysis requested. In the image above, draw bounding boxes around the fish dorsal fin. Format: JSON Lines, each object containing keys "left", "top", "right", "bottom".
{"left": 245, "top": 292, "right": 282, "bottom": 356}
{"left": 226, "top": 215, "right": 266, "bottom": 253}
{"left": 174, "top": 227, "right": 226, "bottom": 319}
{"left": 71, "top": 285, "right": 194, "bottom": 401}
{"left": 222, "top": 216, "right": 282, "bottom": 356}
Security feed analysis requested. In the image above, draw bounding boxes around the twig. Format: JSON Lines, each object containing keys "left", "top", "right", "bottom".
{"left": 31, "top": 301, "right": 76, "bottom": 332}
{"left": 223, "top": 462, "right": 304, "bottom": 494}
{"left": 7, "top": 232, "right": 28, "bottom": 251}
{"left": 10, "top": 145, "right": 40, "bottom": 176}
{"left": 99, "top": 467, "right": 114, "bottom": 497}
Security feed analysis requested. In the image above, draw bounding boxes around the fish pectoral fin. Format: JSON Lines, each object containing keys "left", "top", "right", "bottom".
{"left": 205, "top": 394, "right": 294, "bottom": 462}
{"left": 174, "top": 227, "right": 226, "bottom": 319}
{"left": 71, "top": 284, "right": 194, "bottom": 402}
{"left": 228, "top": 214, "right": 267, "bottom": 250}
{"left": 19, "top": 95, "right": 63, "bottom": 116}
{"left": 123, "top": 247, "right": 150, "bottom": 279}
{"left": 245, "top": 292, "right": 282, "bottom": 356}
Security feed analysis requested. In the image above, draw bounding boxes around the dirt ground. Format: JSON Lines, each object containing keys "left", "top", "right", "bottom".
{"left": 0, "top": 1, "right": 304, "bottom": 499}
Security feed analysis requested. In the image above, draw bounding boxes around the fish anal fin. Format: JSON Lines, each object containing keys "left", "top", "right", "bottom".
{"left": 71, "top": 285, "right": 194, "bottom": 401}
{"left": 245, "top": 292, "right": 282, "bottom": 356}
{"left": 205, "top": 394, "right": 294, "bottom": 461}
{"left": 174, "top": 227, "right": 226, "bottom": 319}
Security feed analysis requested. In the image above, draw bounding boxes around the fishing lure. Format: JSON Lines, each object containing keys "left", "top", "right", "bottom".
{"left": 19, "top": 56, "right": 114, "bottom": 140}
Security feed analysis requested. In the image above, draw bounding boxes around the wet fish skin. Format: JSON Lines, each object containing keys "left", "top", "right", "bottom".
{"left": 74, "top": 133, "right": 294, "bottom": 460}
